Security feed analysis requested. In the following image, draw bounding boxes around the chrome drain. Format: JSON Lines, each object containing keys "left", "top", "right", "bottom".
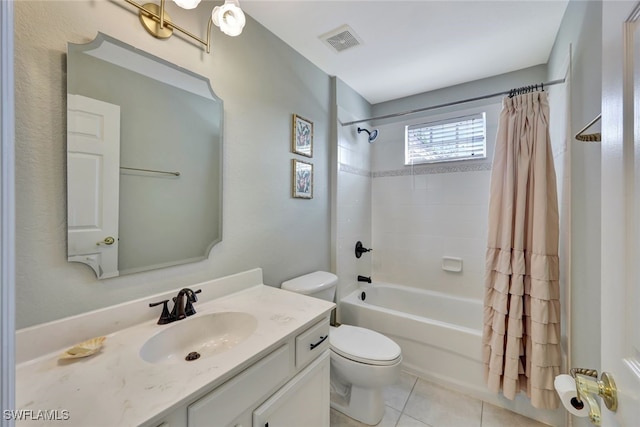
{"left": 185, "top": 351, "right": 201, "bottom": 361}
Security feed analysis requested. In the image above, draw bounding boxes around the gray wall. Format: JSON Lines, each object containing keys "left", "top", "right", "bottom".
{"left": 547, "top": 3, "right": 603, "bottom": 427}
{"left": 373, "top": 65, "right": 548, "bottom": 118}
{"left": 14, "top": 1, "right": 331, "bottom": 328}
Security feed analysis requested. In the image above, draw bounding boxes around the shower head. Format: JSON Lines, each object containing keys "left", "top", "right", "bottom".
{"left": 357, "top": 127, "right": 379, "bottom": 143}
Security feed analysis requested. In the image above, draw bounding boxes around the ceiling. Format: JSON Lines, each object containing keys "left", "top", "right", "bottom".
{"left": 241, "top": 0, "right": 570, "bottom": 104}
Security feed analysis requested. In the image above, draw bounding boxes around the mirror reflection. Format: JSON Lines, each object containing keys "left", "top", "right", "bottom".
{"left": 67, "top": 33, "right": 223, "bottom": 279}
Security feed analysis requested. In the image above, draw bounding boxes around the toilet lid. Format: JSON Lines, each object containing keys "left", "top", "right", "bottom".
{"left": 330, "top": 325, "right": 401, "bottom": 366}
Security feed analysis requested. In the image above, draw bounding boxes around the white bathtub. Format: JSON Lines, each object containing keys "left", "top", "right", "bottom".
{"left": 339, "top": 283, "right": 485, "bottom": 394}
{"left": 338, "top": 282, "right": 564, "bottom": 426}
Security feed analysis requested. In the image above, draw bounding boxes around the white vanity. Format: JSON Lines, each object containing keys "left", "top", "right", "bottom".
{"left": 15, "top": 269, "right": 334, "bottom": 427}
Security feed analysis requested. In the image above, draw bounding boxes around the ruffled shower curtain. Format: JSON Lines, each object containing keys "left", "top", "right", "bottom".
{"left": 482, "top": 91, "right": 561, "bottom": 409}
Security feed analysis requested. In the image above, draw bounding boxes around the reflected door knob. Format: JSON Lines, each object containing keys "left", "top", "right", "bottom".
{"left": 96, "top": 236, "right": 115, "bottom": 246}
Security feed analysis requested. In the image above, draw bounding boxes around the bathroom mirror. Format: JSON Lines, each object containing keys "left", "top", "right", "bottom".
{"left": 66, "top": 33, "right": 223, "bottom": 279}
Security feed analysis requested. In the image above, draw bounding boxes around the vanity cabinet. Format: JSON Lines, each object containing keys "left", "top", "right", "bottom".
{"left": 153, "top": 317, "right": 330, "bottom": 427}
{"left": 187, "top": 345, "right": 291, "bottom": 427}
{"left": 253, "top": 350, "right": 330, "bottom": 427}
{"left": 16, "top": 274, "right": 336, "bottom": 427}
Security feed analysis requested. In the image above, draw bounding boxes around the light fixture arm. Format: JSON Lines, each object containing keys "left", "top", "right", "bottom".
{"left": 124, "top": 0, "right": 214, "bottom": 53}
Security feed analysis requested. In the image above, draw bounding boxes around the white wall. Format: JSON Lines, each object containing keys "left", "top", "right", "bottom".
{"left": 367, "top": 65, "right": 570, "bottom": 426}
{"left": 369, "top": 66, "right": 545, "bottom": 299}
{"left": 371, "top": 105, "right": 497, "bottom": 297}
{"left": 362, "top": 3, "right": 603, "bottom": 425}
{"left": 14, "top": 1, "right": 332, "bottom": 328}
{"left": 333, "top": 78, "right": 373, "bottom": 315}
{"left": 547, "top": 2, "right": 602, "bottom": 426}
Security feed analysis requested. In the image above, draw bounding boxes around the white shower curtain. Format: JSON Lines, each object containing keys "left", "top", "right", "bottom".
{"left": 483, "top": 91, "right": 561, "bottom": 409}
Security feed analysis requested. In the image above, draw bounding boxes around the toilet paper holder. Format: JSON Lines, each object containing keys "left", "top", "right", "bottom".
{"left": 571, "top": 368, "right": 618, "bottom": 426}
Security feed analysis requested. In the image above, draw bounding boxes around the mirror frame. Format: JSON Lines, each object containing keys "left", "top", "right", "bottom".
{"left": 66, "top": 33, "right": 223, "bottom": 278}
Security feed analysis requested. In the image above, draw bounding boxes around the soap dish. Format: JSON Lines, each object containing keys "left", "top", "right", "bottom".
{"left": 59, "top": 336, "right": 106, "bottom": 360}
{"left": 441, "top": 256, "right": 463, "bottom": 273}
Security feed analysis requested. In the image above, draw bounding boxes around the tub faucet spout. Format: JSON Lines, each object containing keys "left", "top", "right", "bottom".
{"left": 358, "top": 275, "right": 372, "bottom": 283}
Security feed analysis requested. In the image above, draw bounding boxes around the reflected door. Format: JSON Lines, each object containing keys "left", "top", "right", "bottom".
{"left": 67, "top": 94, "right": 120, "bottom": 278}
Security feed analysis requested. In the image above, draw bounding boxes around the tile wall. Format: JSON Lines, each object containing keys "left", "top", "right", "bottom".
{"left": 335, "top": 117, "right": 373, "bottom": 306}
{"left": 370, "top": 103, "right": 501, "bottom": 298}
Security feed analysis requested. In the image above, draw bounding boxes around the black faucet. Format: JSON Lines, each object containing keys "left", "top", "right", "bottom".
{"left": 149, "top": 288, "right": 202, "bottom": 325}
{"left": 171, "top": 288, "right": 201, "bottom": 320}
{"left": 357, "top": 275, "right": 372, "bottom": 283}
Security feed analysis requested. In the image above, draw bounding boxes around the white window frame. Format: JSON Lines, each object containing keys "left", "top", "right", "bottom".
{"left": 404, "top": 112, "right": 487, "bottom": 165}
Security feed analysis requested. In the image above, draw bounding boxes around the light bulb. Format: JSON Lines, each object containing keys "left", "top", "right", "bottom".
{"left": 173, "top": 0, "right": 200, "bottom": 10}
{"left": 212, "top": 0, "right": 246, "bottom": 37}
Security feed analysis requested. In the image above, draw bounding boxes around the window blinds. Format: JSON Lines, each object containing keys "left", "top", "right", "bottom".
{"left": 405, "top": 112, "right": 486, "bottom": 165}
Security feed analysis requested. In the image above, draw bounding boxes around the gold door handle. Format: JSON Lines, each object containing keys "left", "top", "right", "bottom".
{"left": 97, "top": 236, "right": 115, "bottom": 246}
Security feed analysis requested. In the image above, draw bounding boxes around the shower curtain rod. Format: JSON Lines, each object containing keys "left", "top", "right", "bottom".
{"left": 341, "top": 78, "right": 566, "bottom": 127}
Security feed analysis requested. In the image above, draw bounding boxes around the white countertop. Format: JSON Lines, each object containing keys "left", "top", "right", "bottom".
{"left": 15, "top": 283, "right": 334, "bottom": 427}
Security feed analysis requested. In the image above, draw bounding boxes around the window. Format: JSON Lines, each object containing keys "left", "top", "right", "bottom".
{"left": 405, "top": 112, "right": 486, "bottom": 165}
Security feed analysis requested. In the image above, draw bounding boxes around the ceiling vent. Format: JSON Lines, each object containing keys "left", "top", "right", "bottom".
{"left": 319, "top": 25, "right": 363, "bottom": 53}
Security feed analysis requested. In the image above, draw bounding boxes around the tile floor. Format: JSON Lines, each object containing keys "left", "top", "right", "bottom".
{"left": 330, "top": 372, "right": 550, "bottom": 427}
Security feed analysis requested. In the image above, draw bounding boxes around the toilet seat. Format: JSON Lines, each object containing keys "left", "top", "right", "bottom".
{"left": 330, "top": 325, "right": 401, "bottom": 366}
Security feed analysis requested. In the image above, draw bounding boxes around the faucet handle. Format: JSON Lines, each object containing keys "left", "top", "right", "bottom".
{"left": 355, "top": 241, "right": 372, "bottom": 258}
{"left": 170, "top": 296, "right": 183, "bottom": 320}
{"left": 185, "top": 289, "right": 202, "bottom": 316}
{"left": 149, "top": 299, "right": 172, "bottom": 325}
{"left": 185, "top": 300, "right": 196, "bottom": 317}
{"left": 190, "top": 288, "right": 202, "bottom": 302}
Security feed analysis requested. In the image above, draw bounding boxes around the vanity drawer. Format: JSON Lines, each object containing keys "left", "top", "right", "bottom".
{"left": 187, "top": 344, "right": 289, "bottom": 427}
{"left": 295, "top": 317, "right": 330, "bottom": 368}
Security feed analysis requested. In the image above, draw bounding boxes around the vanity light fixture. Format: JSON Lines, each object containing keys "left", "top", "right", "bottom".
{"left": 124, "top": 0, "right": 246, "bottom": 53}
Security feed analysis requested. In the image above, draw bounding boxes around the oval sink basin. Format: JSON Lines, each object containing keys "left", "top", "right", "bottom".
{"left": 140, "top": 312, "right": 258, "bottom": 364}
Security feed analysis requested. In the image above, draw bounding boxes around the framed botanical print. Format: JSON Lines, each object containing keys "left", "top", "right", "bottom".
{"left": 292, "top": 114, "right": 313, "bottom": 157}
{"left": 292, "top": 159, "right": 313, "bottom": 199}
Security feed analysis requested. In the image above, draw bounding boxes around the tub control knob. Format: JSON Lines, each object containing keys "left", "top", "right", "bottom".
{"left": 355, "top": 241, "right": 372, "bottom": 258}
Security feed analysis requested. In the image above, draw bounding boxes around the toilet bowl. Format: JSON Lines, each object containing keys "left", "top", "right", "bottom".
{"left": 329, "top": 324, "right": 402, "bottom": 425}
{"left": 281, "top": 271, "right": 402, "bottom": 425}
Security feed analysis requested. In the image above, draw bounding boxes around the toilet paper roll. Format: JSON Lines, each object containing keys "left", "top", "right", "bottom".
{"left": 554, "top": 374, "right": 589, "bottom": 417}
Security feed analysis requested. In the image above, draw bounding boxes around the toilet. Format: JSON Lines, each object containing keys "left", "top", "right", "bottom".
{"left": 281, "top": 271, "right": 402, "bottom": 425}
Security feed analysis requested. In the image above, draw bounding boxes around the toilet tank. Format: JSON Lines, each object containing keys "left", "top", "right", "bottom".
{"left": 281, "top": 271, "right": 338, "bottom": 302}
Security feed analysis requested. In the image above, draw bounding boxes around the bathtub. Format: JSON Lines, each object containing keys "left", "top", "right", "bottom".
{"left": 339, "top": 282, "right": 564, "bottom": 426}
{"left": 339, "top": 282, "right": 485, "bottom": 395}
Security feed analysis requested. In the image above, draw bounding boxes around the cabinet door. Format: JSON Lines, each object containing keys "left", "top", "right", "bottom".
{"left": 188, "top": 345, "right": 290, "bottom": 427}
{"left": 253, "top": 350, "right": 330, "bottom": 427}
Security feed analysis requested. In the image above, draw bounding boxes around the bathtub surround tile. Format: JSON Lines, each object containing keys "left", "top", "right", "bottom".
{"left": 403, "top": 379, "right": 482, "bottom": 427}
{"left": 339, "top": 162, "right": 372, "bottom": 178}
{"left": 371, "top": 168, "right": 491, "bottom": 303}
{"left": 383, "top": 371, "right": 418, "bottom": 411}
{"left": 480, "top": 403, "right": 551, "bottom": 427}
{"left": 372, "top": 162, "right": 492, "bottom": 178}
{"left": 336, "top": 158, "right": 372, "bottom": 314}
